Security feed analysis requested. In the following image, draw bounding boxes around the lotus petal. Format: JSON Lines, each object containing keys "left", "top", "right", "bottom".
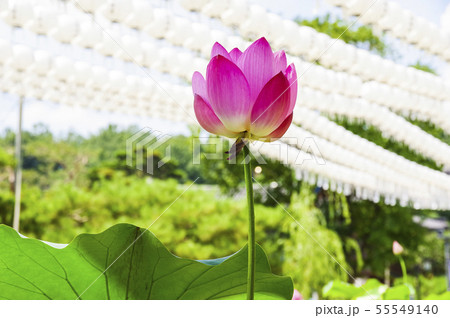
{"left": 250, "top": 72, "right": 291, "bottom": 137}
{"left": 193, "top": 94, "right": 239, "bottom": 138}
{"left": 206, "top": 55, "right": 252, "bottom": 132}
{"left": 238, "top": 38, "right": 275, "bottom": 104}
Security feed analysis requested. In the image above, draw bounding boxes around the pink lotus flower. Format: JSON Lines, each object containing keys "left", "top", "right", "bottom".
{"left": 392, "top": 241, "right": 404, "bottom": 255}
{"left": 192, "top": 37, "right": 297, "bottom": 141}
{"left": 292, "top": 289, "right": 303, "bottom": 300}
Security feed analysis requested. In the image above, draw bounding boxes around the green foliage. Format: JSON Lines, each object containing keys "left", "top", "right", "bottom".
{"left": 424, "top": 292, "right": 450, "bottom": 300}
{"left": 296, "top": 14, "right": 388, "bottom": 56}
{"left": 406, "top": 117, "right": 450, "bottom": 146}
{"left": 323, "top": 278, "right": 414, "bottom": 300}
{"left": 342, "top": 199, "right": 428, "bottom": 277}
{"left": 383, "top": 284, "right": 411, "bottom": 300}
{"left": 0, "top": 147, "right": 14, "bottom": 169}
{"left": 323, "top": 279, "right": 390, "bottom": 300}
{"left": 418, "top": 276, "right": 449, "bottom": 298}
{"left": 280, "top": 186, "right": 348, "bottom": 298}
{"left": 415, "top": 233, "right": 446, "bottom": 275}
{"left": 410, "top": 62, "right": 437, "bottom": 75}
{"left": 199, "top": 136, "right": 300, "bottom": 205}
{"left": 0, "top": 190, "right": 14, "bottom": 225}
{"left": 1, "top": 175, "right": 347, "bottom": 299}
{"left": 0, "top": 223, "right": 292, "bottom": 300}
{"left": 81, "top": 125, "right": 140, "bottom": 164}
{"left": 344, "top": 238, "right": 364, "bottom": 273}
{"left": 331, "top": 116, "right": 442, "bottom": 171}
{"left": 323, "top": 280, "right": 363, "bottom": 299}
{"left": 393, "top": 275, "right": 449, "bottom": 300}
{"left": 0, "top": 124, "right": 446, "bottom": 299}
{"left": 88, "top": 149, "right": 186, "bottom": 183}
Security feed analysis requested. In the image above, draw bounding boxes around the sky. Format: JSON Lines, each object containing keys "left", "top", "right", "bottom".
{"left": 0, "top": 0, "right": 449, "bottom": 138}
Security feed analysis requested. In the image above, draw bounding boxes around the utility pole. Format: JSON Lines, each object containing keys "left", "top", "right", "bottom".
{"left": 13, "top": 96, "right": 23, "bottom": 232}
{"left": 445, "top": 235, "right": 450, "bottom": 291}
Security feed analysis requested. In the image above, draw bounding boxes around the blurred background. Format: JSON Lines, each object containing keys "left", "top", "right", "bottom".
{"left": 1, "top": 0, "right": 450, "bottom": 299}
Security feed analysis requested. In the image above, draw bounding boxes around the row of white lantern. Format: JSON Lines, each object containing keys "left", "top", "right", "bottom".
{"left": 282, "top": 125, "right": 447, "bottom": 203}
{"left": 3, "top": 36, "right": 450, "bottom": 192}
{"left": 4, "top": 33, "right": 450, "bottom": 189}
{"left": 89, "top": 0, "right": 449, "bottom": 103}
{"left": 255, "top": 141, "right": 391, "bottom": 204}
{"left": 1, "top": 41, "right": 450, "bottom": 207}
{"left": 6, "top": 0, "right": 448, "bottom": 117}
{"left": 294, "top": 107, "right": 450, "bottom": 193}
{"left": 326, "top": 0, "right": 450, "bottom": 62}
{"left": 93, "top": 1, "right": 450, "bottom": 137}
{"left": 178, "top": 0, "right": 450, "bottom": 101}
{"left": 298, "top": 86, "right": 450, "bottom": 167}
{"left": 1, "top": 31, "right": 449, "bottom": 188}
{"left": 0, "top": 1, "right": 209, "bottom": 81}
{"left": 24, "top": 0, "right": 438, "bottom": 105}
{"left": 0, "top": 1, "right": 360, "bottom": 98}
{"left": 255, "top": 140, "right": 449, "bottom": 210}
{"left": 0, "top": 42, "right": 195, "bottom": 123}
{"left": 4, "top": 0, "right": 449, "bottom": 141}
{"left": 0, "top": 69, "right": 193, "bottom": 124}
{"left": 361, "top": 81, "right": 450, "bottom": 134}
{"left": 0, "top": 72, "right": 191, "bottom": 124}
{"left": 0, "top": 60, "right": 407, "bottom": 208}
{"left": 65, "top": 1, "right": 450, "bottom": 139}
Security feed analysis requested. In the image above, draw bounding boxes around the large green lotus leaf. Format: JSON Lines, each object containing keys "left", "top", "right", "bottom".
{"left": 355, "top": 278, "right": 387, "bottom": 300}
{"left": 322, "top": 280, "right": 361, "bottom": 300}
{"left": 0, "top": 224, "right": 292, "bottom": 300}
{"left": 383, "top": 284, "right": 410, "bottom": 300}
{"left": 323, "top": 279, "right": 387, "bottom": 300}
{"left": 424, "top": 292, "right": 450, "bottom": 300}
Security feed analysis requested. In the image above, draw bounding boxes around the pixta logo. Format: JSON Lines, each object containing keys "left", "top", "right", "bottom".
{"left": 126, "top": 128, "right": 172, "bottom": 175}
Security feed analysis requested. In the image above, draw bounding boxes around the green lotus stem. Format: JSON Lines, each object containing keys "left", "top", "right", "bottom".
{"left": 399, "top": 256, "right": 408, "bottom": 285}
{"left": 243, "top": 143, "right": 255, "bottom": 300}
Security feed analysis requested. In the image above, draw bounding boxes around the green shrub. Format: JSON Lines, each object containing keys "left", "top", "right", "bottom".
{"left": 2, "top": 176, "right": 347, "bottom": 299}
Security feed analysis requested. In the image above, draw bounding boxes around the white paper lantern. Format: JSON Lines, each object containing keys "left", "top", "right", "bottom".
{"left": 49, "top": 15, "right": 79, "bottom": 44}
{"left": 325, "top": 0, "right": 348, "bottom": 7}
{"left": 73, "top": 61, "right": 92, "bottom": 85}
{"left": 406, "top": 17, "right": 428, "bottom": 44}
{"left": 144, "top": 8, "right": 169, "bottom": 38}
{"left": 107, "top": 70, "right": 126, "bottom": 92}
{"left": 390, "top": 10, "right": 413, "bottom": 39}
{"left": 75, "top": 0, "right": 103, "bottom": 14}
{"left": 266, "top": 12, "right": 285, "bottom": 44}
{"left": 141, "top": 41, "right": 160, "bottom": 68}
{"left": 378, "top": 2, "right": 404, "bottom": 31}
{"left": 307, "top": 32, "right": 330, "bottom": 61}
{"left": 178, "top": 0, "right": 209, "bottom": 11}
{"left": 95, "top": 31, "right": 120, "bottom": 57}
{"left": 88, "top": 66, "right": 109, "bottom": 90}
{"left": 357, "top": 0, "right": 387, "bottom": 24}
{"left": 0, "top": 39, "right": 12, "bottom": 64}
{"left": 1, "top": 0, "right": 33, "bottom": 27}
{"left": 165, "top": 17, "right": 192, "bottom": 46}
{"left": 73, "top": 21, "right": 103, "bottom": 49}
{"left": 201, "top": 0, "right": 229, "bottom": 18}
{"left": 51, "top": 56, "right": 74, "bottom": 81}
{"left": 9, "top": 45, "right": 33, "bottom": 71}
{"left": 100, "top": 0, "right": 132, "bottom": 23}
{"left": 184, "top": 22, "right": 211, "bottom": 51}
{"left": 115, "top": 35, "right": 143, "bottom": 63}
{"left": 25, "top": 6, "right": 57, "bottom": 35}
{"left": 30, "top": 50, "right": 51, "bottom": 75}
{"left": 240, "top": 5, "right": 269, "bottom": 38}
{"left": 221, "top": 0, "right": 248, "bottom": 26}
{"left": 124, "top": 0, "right": 153, "bottom": 29}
